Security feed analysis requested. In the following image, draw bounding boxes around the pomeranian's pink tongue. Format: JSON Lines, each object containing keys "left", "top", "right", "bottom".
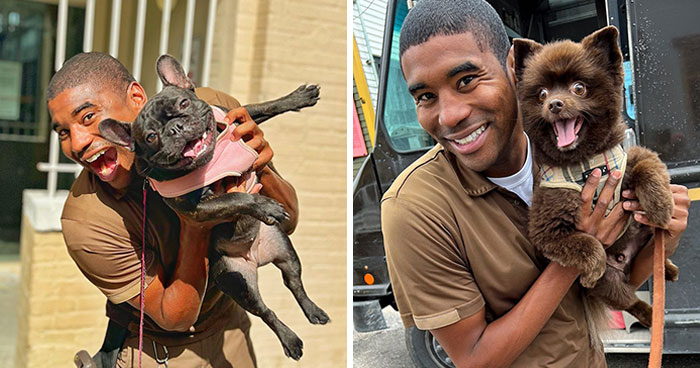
{"left": 555, "top": 118, "right": 577, "bottom": 147}
{"left": 183, "top": 138, "right": 203, "bottom": 158}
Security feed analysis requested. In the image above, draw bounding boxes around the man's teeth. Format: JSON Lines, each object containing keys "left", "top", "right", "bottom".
{"left": 454, "top": 125, "right": 486, "bottom": 145}
{"left": 86, "top": 149, "right": 106, "bottom": 163}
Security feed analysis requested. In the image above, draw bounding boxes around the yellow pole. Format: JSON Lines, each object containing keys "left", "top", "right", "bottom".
{"left": 353, "top": 36, "right": 376, "bottom": 146}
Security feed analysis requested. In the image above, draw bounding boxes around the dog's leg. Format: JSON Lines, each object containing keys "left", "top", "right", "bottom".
{"left": 626, "top": 299, "right": 653, "bottom": 328}
{"left": 665, "top": 258, "right": 679, "bottom": 281}
{"left": 244, "top": 84, "right": 320, "bottom": 124}
{"left": 256, "top": 225, "right": 330, "bottom": 325}
{"left": 210, "top": 252, "right": 304, "bottom": 360}
{"left": 625, "top": 146, "right": 674, "bottom": 228}
{"left": 541, "top": 233, "right": 607, "bottom": 288}
{"left": 164, "top": 192, "right": 289, "bottom": 225}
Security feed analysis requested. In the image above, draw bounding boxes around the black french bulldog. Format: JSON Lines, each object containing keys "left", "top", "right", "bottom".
{"left": 98, "top": 54, "right": 329, "bottom": 360}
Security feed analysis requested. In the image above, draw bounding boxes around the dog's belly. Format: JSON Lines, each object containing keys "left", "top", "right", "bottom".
{"left": 218, "top": 222, "right": 286, "bottom": 267}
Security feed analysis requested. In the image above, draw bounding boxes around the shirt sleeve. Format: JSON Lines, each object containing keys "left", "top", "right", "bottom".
{"left": 62, "top": 217, "right": 158, "bottom": 304}
{"left": 194, "top": 87, "right": 242, "bottom": 110}
{"left": 382, "top": 196, "right": 485, "bottom": 330}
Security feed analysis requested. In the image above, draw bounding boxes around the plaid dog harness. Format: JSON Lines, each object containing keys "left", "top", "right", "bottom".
{"left": 539, "top": 145, "right": 627, "bottom": 215}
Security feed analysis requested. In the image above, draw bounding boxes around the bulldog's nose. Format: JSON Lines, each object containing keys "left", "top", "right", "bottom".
{"left": 549, "top": 99, "right": 564, "bottom": 114}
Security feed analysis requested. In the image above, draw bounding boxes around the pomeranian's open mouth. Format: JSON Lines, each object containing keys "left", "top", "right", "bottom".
{"left": 553, "top": 116, "right": 583, "bottom": 149}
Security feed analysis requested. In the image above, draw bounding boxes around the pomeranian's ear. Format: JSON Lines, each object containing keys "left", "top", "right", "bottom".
{"left": 99, "top": 119, "right": 135, "bottom": 151}
{"left": 512, "top": 38, "right": 543, "bottom": 81}
{"left": 582, "top": 26, "right": 623, "bottom": 71}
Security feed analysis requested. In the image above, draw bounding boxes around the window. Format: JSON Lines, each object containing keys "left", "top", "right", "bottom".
{"left": 381, "top": 0, "right": 434, "bottom": 152}
{"left": 0, "top": 1, "right": 84, "bottom": 142}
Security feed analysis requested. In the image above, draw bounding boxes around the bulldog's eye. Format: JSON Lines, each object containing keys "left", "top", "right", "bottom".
{"left": 571, "top": 81, "right": 586, "bottom": 96}
{"left": 145, "top": 132, "right": 158, "bottom": 144}
{"left": 538, "top": 88, "right": 548, "bottom": 102}
{"left": 179, "top": 99, "right": 190, "bottom": 110}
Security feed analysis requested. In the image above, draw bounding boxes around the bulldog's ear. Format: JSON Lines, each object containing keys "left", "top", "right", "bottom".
{"left": 512, "top": 38, "right": 543, "bottom": 81}
{"left": 98, "top": 119, "right": 135, "bottom": 151}
{"left": 156, "top": 54, "right": 195, "bottom": 90}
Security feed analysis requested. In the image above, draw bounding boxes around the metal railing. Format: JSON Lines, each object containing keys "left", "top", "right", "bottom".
{"left": 36, "top": 0, "right": 219, "bottom": 197}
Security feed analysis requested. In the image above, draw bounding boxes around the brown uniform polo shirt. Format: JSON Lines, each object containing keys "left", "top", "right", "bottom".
{"left": 61, "top": 88, "right": 255, "bottom": 365}
{"left": 382, "top": 144, "right": 606, "bottom": 367}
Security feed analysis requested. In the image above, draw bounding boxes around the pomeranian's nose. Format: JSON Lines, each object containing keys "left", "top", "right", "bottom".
{"left": 549, "top": 99, "right": 564, "bottom": 114}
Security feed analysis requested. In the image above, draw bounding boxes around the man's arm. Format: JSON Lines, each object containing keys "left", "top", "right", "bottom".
{"left": 227, "top": 107, "right": 299, "bottom": 234}
{"left": 126, "top": 219, "right": 211, "bottom": 332}
{"left": 432, "top": 263, "right": 578, "bottom": 368}
{"left": 624, "top": 184, "right": 689, "bottom": 288}
{"left": 431, "top": 169, "right": 627, "bottom": 368}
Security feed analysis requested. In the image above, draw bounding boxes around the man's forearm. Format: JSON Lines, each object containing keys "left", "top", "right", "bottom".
{"left": 258, "top": 164, "right": 299, "bottom": 234}
{"left": 158, "top": 224, "right": 210, "bottom": 331}
{"left": 462, "top": 263, "right": 579, "bottom": 367}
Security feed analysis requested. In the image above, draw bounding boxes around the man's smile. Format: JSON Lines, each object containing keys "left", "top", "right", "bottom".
{"left": 82, "top": 146, "right": 119, "bottom": 181}
{"left": 445, "top": 123, "right": 490, "bottom": 155}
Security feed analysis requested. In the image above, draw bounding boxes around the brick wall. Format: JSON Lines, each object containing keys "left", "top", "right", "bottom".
{"left": 213, "top": 1, "right": 347, "bottom": 366}
{"left": 15, "top": 216, "right": 108, "bottom": 368}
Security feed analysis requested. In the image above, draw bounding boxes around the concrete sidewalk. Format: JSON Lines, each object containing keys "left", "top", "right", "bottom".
{"left": 0, "top": 256, "right": 20, "bottom": 368}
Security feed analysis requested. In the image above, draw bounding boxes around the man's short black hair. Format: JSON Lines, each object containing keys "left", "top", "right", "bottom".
{"left": 399, "top": 0, "right": 510, "bottom": 67}
{"left": 47, "top": 52, "right": 136, "bottom": 101}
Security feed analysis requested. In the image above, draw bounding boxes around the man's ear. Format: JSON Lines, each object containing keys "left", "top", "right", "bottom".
{"left": 512, "top": 38, "right": 543, "bottom": 81}
{"left": 98, "top": 119, "right": 135, "bottom": 151}
{"left": 156, "top": 54, "right": 195, "bottom": 90}
{"left": 126, "top": 81, "right": 147, "bottom": 111}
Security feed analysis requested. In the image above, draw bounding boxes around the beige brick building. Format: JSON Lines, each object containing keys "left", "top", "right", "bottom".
{"left": 16, "top": 0, "right": 346, "bottom": 367}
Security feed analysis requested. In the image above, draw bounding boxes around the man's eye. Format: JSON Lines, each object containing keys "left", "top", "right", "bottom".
{"left": 457, "top": 76, "right": 474, "bottom": 88}
{"left": 82, "top": 112, "right": 95, "bottom": 123}
{"left": 415, "top": 93, "right": 435, "bottom": 105}
{"left": 58, "top": 129, "right": 69, "bottom": 140}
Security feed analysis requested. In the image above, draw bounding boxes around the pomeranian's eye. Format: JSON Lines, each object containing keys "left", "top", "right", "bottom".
{"left": 145, "top": 131, "right": 158, "bottom": 144}
{"left": 570, "top": 82, "right": 586, "bottom": 96}
{"left": 538, "top": 88, "right": 548, "bottom": 102}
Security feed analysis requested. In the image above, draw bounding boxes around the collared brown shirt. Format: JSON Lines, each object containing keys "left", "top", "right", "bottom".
{"left": 382, "top": 144, "right": 606, "bottom": 367}
{"left": 61, "top": 88, "right": 252, "bottom": 354}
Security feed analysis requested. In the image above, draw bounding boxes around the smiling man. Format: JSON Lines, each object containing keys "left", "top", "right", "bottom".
{"left": 48, "top": 52, "right": 298, "bottom": 367}
{"left": 380, "top": 0, "right": 689, "bottom": 367}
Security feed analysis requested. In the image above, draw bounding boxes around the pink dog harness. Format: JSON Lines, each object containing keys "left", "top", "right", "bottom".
{"left": 149, "top": 106, "right": 262, "bottom": 198}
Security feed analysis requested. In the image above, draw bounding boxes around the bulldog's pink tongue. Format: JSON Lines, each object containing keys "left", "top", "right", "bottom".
{"left": 555, "top": 118, "right": 577, "bottom": 147}
{"left": 183, "top": 138, "right": 203, "bottom": 158}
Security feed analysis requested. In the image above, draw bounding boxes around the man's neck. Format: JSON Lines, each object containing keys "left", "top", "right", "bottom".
{"left": 483, "top": 129, "right": 528, "bottom": 178}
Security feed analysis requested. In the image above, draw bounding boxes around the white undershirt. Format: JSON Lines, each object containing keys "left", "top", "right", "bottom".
{"left": 487, "top": 133, "right": 533, "bottom": 207}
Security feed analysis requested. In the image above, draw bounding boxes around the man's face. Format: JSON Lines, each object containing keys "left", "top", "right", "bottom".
{"left": 48, "top": 83, "right": 141, "bottom": 190}
{"left": 402, "top": 32, "right": 520, "bottom": 176}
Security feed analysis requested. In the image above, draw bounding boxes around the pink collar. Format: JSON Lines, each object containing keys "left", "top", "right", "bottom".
{"left": 149, "top": 106, "right": 260, "bottom": 198}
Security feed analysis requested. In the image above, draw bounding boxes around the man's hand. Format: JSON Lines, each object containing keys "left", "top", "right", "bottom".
{"left": 622, "top": 184, "right": 689, "bottom": 257}
{"left": 225, "top": 107, "right": 273, "bottom": 173}
{"left": 577, "top": 168, "right": 630, "bottom": 247}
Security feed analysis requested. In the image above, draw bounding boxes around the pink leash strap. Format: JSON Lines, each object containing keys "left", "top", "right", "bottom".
{"left": 139, "top": 180, "right": 147, "bottom": 367}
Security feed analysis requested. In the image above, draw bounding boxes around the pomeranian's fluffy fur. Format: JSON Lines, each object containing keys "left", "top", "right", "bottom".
{"left": 513, "top": 26, "right": 677, "bottom": 338}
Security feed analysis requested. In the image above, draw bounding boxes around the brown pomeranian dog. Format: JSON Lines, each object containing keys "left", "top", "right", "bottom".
{"left": 513, "top": 26, "right": 677, "bottom": 337}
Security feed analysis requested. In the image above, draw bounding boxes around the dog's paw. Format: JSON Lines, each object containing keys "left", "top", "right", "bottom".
{"left": 578, "top": 245, "right": 607, "bottom": 288}
{"left": 289, "top": 84, "right": 320, "bottom": 110}
{"left": 665, "top": 259, "right": 679, "bottom": 282}
{"left": 305, "top": 305, "right": 330, "bottom": 325}
{"left": 636, "top": 184, "right": 673, "bottom": 228}
{"left": 281, "top": 333, "right": 304, "bottom": 360}
{"left": 627, "top": 301, "right": 653, "bottom": 328}
{"left": 254, "top": 197, "right": 289, "bottom": 225}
